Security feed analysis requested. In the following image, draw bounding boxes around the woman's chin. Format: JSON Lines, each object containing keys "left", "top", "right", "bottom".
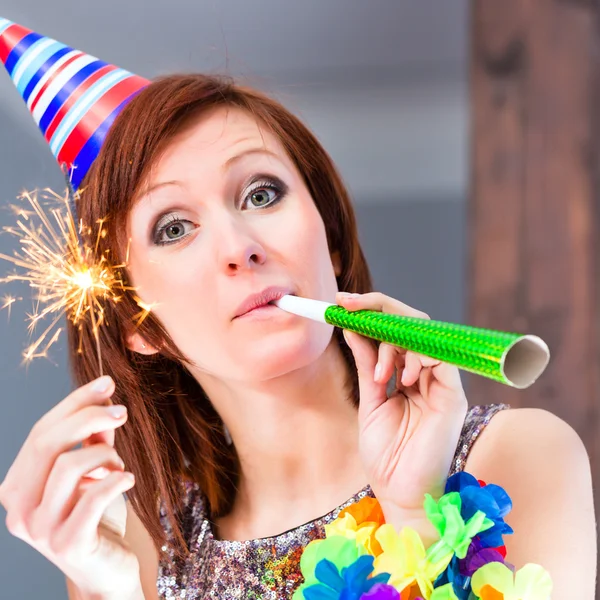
{"left": 232, "top": 332, "right": 333, "bottom": 381}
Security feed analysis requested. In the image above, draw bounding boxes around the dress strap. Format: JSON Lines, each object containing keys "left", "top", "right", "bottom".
{"left": 449, "top": 403, "right": 510, "bottom": 476}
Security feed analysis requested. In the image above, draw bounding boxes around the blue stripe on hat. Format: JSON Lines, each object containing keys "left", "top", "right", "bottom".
{"left": 20, "top": 43, "right": 71, "bottom": 101}
{"left": 4, "top": 31, "right": 43, "bottom": 76}
{"left": 38, "top": 59, "right": 107, "bottom": 136}
{"left": 14, "top": 38, "right": 57, "bottom": 90}
{"left": 50, "top": 68, "right": 129, "bottom": 156}
{"left": 70, "top": 91, "right": 140, "bottom": 189}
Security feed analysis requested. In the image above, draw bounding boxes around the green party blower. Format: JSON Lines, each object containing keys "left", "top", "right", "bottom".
{"left": 274, "top": 295, "right": 550, "bottom": 389}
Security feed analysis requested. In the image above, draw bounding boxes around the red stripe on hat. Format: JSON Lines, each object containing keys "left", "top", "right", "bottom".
{"left": 0, "top": 23, "right": 32, "bottom": 64}
{"left": 29, "top": 51, "right": 84, "bottom": 112}
{"left": 57, "top": 75, "right": 147, "bottom": 167}
{"left": 44, "top": 63, "right": 115, "bottom": 141}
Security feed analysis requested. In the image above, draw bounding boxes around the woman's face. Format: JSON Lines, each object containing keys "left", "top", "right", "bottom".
{"left": 127, "top": 107, "right": 341, "bottom": 382}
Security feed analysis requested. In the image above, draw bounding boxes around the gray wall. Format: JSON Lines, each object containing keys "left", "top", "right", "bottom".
{"left": 0, "top": 2, "right": 468, "bottom": 597}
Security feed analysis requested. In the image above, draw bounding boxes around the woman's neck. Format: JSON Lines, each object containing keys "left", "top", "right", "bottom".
{"left": 196, "top": 340, "right": 369, "bottom": 541}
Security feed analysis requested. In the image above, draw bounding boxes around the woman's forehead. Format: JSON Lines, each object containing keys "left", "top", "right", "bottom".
{"left": 162, "top": 107, "right": 279, "bottom": 162}
{"left": 137, "top": 108, "right": 289, "bottom": 200}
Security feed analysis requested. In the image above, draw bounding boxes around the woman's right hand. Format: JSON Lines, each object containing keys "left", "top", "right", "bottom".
{"left": 0, "top": 375, "right": 142, "bottom": 599}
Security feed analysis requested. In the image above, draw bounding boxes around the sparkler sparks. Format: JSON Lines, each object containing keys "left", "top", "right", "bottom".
{"left": 0, "top": 187, "right": 152, "bottom": 370}
{"left": 1, "top": 294, "right": 20, "bottom": 319}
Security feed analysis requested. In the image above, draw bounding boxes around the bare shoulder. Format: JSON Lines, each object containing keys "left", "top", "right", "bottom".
{"left": 463, "top": 406, "right": 596, "bottom": 593}
{"left": 465, "top": 406, "right": 588, "bottom": 477}
{"left": 124, "top": 500, "right": 160, "bottom": 600}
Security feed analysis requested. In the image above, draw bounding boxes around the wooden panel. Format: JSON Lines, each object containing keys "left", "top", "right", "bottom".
{"left": 469, "top": 0, "right": 599, "bottom": 584}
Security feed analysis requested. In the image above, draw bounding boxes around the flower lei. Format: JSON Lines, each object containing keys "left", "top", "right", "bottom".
{"left": 293, "top": 472, "right": 552, "bottom": 600}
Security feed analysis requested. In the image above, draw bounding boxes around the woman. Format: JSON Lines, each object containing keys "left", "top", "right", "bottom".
{"left": 0, "top": 74, "right": 595, "bottom": 599}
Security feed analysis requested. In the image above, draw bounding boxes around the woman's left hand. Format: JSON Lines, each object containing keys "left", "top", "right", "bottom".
{"left": 337, "top": 291, "right": 468, "bottom": 534}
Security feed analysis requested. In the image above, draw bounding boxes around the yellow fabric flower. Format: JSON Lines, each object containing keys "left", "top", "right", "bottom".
{"left": 325, "top": 512, "right": 382, "bottom": 556}
{"left": 471, "top": 562, "right": 553, "bottom": 600}
{"left": 372, "top": 525, "right": 453, "bottom": 600}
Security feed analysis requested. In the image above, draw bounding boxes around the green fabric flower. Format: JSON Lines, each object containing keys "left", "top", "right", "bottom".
{"left": 424, "top": 492, "right": 494, "bottom": 562}
{"left": 294, "top": 536, "right": 369, "bottom": 598}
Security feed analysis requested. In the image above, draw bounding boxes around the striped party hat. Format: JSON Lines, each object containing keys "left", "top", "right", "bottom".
{"left": 0, "top": 17, "right": 149, "bottom": 189}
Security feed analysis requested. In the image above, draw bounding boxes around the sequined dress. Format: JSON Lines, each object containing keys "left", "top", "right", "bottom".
{"left": 157, "top": 403, "right": 509, "bottom": 599}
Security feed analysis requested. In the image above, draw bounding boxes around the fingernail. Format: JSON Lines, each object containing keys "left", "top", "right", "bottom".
{"left": 374, "top": 363, "right": 382, "bottom": 382}
{"left": 124, "top": 472, "right": 135, "bottom": 482}
{"left": 117, "top": 457, "right": 125, "bottom": 469}
{"left": 107, "top": 405, "right": 127, "bottom": 419}
{"left": 338, "top": 292, "right": 359, "bottom": 299}
{"left": 91, "top": 376, "right": 113, "bottom": 393}
{"left": 401, "top": 368, "right": 408, "bottom": 385}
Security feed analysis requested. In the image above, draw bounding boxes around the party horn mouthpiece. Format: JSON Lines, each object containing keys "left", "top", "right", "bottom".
{"left": 274, "top": 295, "right": 550, "bottom": 389}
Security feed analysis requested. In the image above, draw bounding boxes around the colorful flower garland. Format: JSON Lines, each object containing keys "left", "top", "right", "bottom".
{"left": 293, "top": 472, "right": 552, "bottom": 600}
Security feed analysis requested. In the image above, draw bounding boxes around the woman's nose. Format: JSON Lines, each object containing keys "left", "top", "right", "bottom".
{"left": 216, "top": 217, "right": 267, "bottom": 274}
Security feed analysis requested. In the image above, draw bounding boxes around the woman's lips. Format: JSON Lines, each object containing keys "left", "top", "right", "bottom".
{"left": 235, "top": 303, "right": 287, "bottom": 320}
{"left": 234, "top": 286, "right": 293, "bottom": 318}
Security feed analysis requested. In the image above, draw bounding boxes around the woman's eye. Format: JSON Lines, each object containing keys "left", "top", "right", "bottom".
{"left": 245, "top": 186, "right": 278, "bottom": 208}
{"left": 242, "top": 178, "right": 286, "bottom": 209}
{"left": 154, "top": 218, "right": 197, "bottom": 245}
{"left": 249, "top": 188, "right": 275, "bottom": 207}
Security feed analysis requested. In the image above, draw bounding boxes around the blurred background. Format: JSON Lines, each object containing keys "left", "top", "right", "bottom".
{"left": 0, "top": 1, "right": 597, "bottom": 598}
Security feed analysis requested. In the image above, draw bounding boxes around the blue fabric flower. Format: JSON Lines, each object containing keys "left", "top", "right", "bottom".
{"left": 303, "top": 555, "right": 390, "bottom": 600}
{"left": 445, "top": 472, "right": 480, "bottom": 495}
{"left": 444, "top": 472, "right": 513, "bottom": 548}
{"left": 434, "top": 556, "right": 472, "bottom": 600}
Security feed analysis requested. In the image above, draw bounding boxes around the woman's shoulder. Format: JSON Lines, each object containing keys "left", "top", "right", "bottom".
{"left": 466, "top": 406, "right": 585, "bottom": 465}
{"left": 462, "top": 405, "right": 589, "bottom": 493}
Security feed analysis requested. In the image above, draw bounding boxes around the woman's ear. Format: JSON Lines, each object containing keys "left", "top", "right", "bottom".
{"left": 331, "top": 250, "right": 342, "bottom": 277}
{"left": 125, "top": 331, "right": 159, "bottom": 355}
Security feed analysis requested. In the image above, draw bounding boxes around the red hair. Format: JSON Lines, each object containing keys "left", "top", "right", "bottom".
{"left": 70, "top": 74, "right": 373, "bottom": 557}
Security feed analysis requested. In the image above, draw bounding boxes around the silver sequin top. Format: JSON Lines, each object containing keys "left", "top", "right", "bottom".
{"left": 157, "top": 403, "right": 509, "bottom": 599}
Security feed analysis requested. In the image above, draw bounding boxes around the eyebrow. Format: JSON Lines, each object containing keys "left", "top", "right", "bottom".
{"left": 138, "top": 180, "right": 184, "bottom": 199}
{"left": 222, "top": 147, "right": 280, "bottom": 171}
{"left": 138, "top": 147, "right": 281, "bottom": 200}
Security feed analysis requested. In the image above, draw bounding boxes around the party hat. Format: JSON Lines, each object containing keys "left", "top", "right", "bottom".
{"left": 0, "top": 17, "right": 149, "bottom": 189}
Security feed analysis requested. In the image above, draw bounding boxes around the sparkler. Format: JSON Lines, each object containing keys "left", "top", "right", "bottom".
{"left": 0, "top": 186, "right": 153, "bottom": 372}
{"left": 0, "top": 16, "right": 151, "bottom": 373}
{"left": 1, "top": 294, "right": 20, "bottom": 319}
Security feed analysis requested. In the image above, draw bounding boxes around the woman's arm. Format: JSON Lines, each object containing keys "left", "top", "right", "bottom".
{"left": 465, "top": 407, "right": 596, "bottom": 598}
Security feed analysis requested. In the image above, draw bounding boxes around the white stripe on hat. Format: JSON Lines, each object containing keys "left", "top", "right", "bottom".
{"left": 13, "top": 38, "right": 58, "bottom": 89}
{"left": 32, "top": 53, "right": 96, "bottom": 123}
{"left": 50, "top": 68, "right": 129, "bottom": 155}
{"left": 26, "top": 49, "right": 81, "bottom": 110}
{"left": 0, "top": 18, "right": 13, "bottom": 36}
